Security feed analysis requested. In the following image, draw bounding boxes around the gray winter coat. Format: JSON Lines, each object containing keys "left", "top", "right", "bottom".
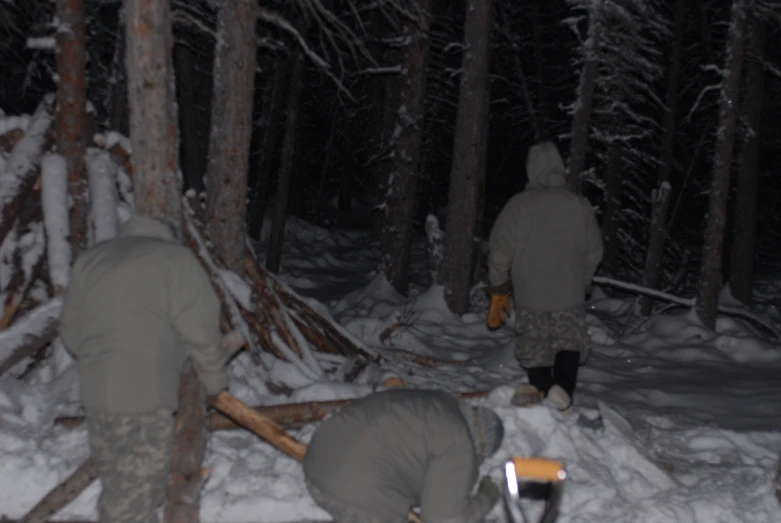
{"left": 303, "top": 389, "right": 497, "bottom": 523}
{"left": 59, "top": 216, "right": 228, "bottom": 415}
{"left": 488, "top": 142, "right": 603, "bottom": 312}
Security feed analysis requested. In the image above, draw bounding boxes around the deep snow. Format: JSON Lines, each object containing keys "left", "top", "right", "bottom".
{"left": 1, "top": 215, "right": 780, "bottom": 522}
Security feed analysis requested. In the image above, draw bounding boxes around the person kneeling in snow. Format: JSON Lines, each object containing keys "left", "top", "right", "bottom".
{"left": 486, "top": 141, "right": 603, "bottom": 414}
{"left": 59, "top": 215, "right": 230, "bottom": 523}
{"left": 303, "top": 389, "right": 505, "bottom": 523}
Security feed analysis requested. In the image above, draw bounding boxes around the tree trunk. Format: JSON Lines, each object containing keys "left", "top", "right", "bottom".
{"left": 248, "top": 63, "right": 287, "bottom": 240}
{"left": 205, "top": 0, "right": 257, "bottom": 274}
{"left": 124, "top": 0, "right": 182, "bottom": 232}
{"left": 107, "top": 9, "right": 128, "bottom": 135}
{"left": 566, "top": 0, "right": 604, "bottom": 192}
{"left": 266, "top": 16, "right": 308, "bottom": 274}
{"left": 440, "top": 0, "right": 493, "bottom": 314}
{"left": 728, "top": 18, "right": 766, "bottom": 306}
{"left": 56, "top": 0, "right": 88, "bottom": 257}
{"left": 599, "top": 135, "right": 625, "bottom": 277}
{"left": 530, "top": 0, "right": 549, "bottom": 141}
{"left": 639, "top": 0, "right": 686, "bottom": 315}
{"left": 175, "top": 36, "right": 203, "bottom": 193}
{"left": 379, "top": 0, "right": 432, "bottom": 295}
{"left": 695, "top": 0, "right": 750, "bottom": 330}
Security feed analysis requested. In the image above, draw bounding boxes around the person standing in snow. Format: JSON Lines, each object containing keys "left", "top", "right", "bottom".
{"left": 486, "top": 141, "right": 603, "bottom": 413}
{"left": 303, "top": 388, "right": 505, "bottom": 523}
{"left": 59, "top": 215, "right": 230, "bottom": 523}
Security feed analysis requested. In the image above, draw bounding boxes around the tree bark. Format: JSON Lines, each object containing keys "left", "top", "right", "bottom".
{"left": 695, "top": 0, "right": 750, "bottom": 330}
{"left": 56, "top": 0, "right": 88, "bottom": 257}
{"left": 639, "top": 0, "right": 686, "bottom": 315}
{"left": 379, "top": 0, "right": 432, "bottom": 294}
{"left": 728, "top": 18, "right": 766, "bottom": 306}
{"left": 205, "top": 0, "right": 258, "bottom": 274}
{"left": 566, "top": 0, "right": 604, "bottom": 192}
{"left": 124, "top": 0, "right": 182, "bottom": 232}
{"left": 440, "top": 0, "right": 493, "bottom": 314}
{"left": 266, "top": 16, "right": 308, "bottom": 274}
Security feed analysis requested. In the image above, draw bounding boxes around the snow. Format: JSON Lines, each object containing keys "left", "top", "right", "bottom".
{"left": 0, "top": 296, "right": 62, "bottom": 364}
{"left": 2, "top": 217, "right": 781, "bottom": 522}
{"left": 41, "top": 153, "right": 72, "bottom": 289}
{"left": 86, "top": 148, "right": 119, "bottom": 243}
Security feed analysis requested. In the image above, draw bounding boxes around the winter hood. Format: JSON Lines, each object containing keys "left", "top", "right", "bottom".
{"left": 119, "top": 215, "right": 178, "bottom": 242}
{"left": 526, "top": 141, "right": 567, "bottom": 189}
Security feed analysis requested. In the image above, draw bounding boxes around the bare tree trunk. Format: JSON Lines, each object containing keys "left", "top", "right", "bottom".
{"left": 205, "top": 0, "right": 257, "bottom": 274}
{"left": 695, "top": 0, "right": 750, "bottom": 330}
{"left": 440, "top": 0, "right": 493, "bottom": 314}
{"left": 107, "top": 9, "right": 128, "bottom": 135}
{"left": 175, "top": 35, "right": 203, "bottom": 193}
{"left": 530, "top": 0, "right": 549, "bottom": 141}
{"left": 599, "top": 134, "right": 625, "bottom": 276}
{"left": 728, "top": 17, "right": 766, "bottom": 306}
{"left": 566, "top": 0, "right": 604, "bottom": 192}
{"left": 266, "top": 16, "right": 308, "bottom": 274}
{"left": 124, "top": 0, "right": 182, "bottom": 232}
{"left": 56, "top": 0, "right": 88, "bottom": 256}
{"left": 249, "top": 63, "right": 287, "bottom": 239}
{"left": 378, "top": 1, "right": 432, "bottom": 294}
{"left": 639, "top": 0, "right": 686, "bottom": 315}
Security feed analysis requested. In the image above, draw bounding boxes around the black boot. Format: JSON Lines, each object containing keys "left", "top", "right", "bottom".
{"left": 527, "top": 366, "right": 553, "bottom": 395}
{"left": 552, "top": 350, "right": 580, "bottom": 399}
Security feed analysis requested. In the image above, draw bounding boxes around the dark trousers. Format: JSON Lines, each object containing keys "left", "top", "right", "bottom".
{"left": 526, "top": 350, "right": 580, "bottom": 398}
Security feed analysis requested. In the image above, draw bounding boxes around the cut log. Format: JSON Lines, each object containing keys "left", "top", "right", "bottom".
{"left": 0, "top": 127, "right": 25, "bottom": 153}
{"left": 213, "top": 391, "right": 307, "bottom": 460}
{"left": 18, "top": 458, "right": 97, "bottom": 523}
{"left": 164, "top": 361, "right": 208, "bottom": 523}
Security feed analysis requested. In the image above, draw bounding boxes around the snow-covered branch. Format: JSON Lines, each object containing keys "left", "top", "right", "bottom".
{"left": 40, "top": 153, "right": 71, "bottom": 291}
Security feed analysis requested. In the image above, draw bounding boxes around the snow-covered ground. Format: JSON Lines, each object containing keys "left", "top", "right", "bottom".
{"left": 1, "top": 215, "right": 781, "bottom": 522}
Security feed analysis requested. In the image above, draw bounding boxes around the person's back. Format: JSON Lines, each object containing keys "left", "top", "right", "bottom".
{"left": 488, "top": 142, "right": 602, "bottom": 312}
{"left": 60, "top": 215, "right": 228, "bottom": 523}
{"left": 303, "top": 389, "right": 504, "bottom": 523}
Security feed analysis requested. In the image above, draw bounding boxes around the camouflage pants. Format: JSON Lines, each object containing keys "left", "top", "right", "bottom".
{"left": 514, "top": 307, "right": 589, "bottom": 368}
{"left": 86, "top": 408, "right": 175, "bottom": 523}
{"left": 305, "top": 477, "right": 406, "bottom": 523}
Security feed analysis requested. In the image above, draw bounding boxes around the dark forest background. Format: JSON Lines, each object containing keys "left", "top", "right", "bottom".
{"left": 2, "top": 0, "right": 780, "bottom": 329}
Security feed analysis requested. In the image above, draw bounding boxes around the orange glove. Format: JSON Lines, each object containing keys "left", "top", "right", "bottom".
{"left": 487, "top": 294, "right": 511, "bottom": 329}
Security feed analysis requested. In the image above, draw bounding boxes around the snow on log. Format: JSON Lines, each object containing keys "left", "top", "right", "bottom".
{"left": 0, "top": 297, "right": 61, "bottom": 377}
{"left": 40, "top": 154, "right": 71, "bottom": 292}
{"left": 0, "top": 221, "right": 46, "bottom": 329}
{"left": 18, "top": 458, "right": 97, "bottom": 523}
{"left": 86, "top": 149, "right": 119, "bottom": 243}
{"left": 0, "top": 98, "right": 54, "bottom": 248}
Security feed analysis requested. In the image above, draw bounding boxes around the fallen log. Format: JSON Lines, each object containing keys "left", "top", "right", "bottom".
{"left": 18, "top": 458, "right": 97, "bottom": 523}
{"left": 56, "top": 387, "right": 490, "bottom": 432}
{"left": 164, "top": 361, "right": 208, "bottom": 523}
{"left": 0, "top": 99, "right": 54, "bottom": 248}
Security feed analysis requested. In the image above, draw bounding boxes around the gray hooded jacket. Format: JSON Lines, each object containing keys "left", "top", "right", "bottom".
{"left": 60, "top": 216, "right": 228, "bottom": 414}
{"left": 488, "top": 142, "right": 603, "bottom": 312}
{"left": 303, "top": 389, "right": 500, "bottom": 523}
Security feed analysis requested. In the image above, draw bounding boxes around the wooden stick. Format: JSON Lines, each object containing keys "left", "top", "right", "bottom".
{"left": 213, "top": 391, "right": 307, "bottom": 460}
{"left": 18, "top": 458, "right": 97, "bottom": 523}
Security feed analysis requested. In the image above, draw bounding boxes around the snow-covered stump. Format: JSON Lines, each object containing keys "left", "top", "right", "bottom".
{"left": 41, "top": 153, "right": 72, "bottom": 294}
{"left": 86, "top": 149, "right": 119, "bottom": 243}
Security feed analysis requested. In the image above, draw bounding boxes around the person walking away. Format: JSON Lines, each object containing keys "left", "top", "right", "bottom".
{"left": 486, "top": 141, "right": 603, "bottom": 414}
{"left": 303, "top": 388, "right": 505, "bottom": 523}
{"left": 59, "top": 215, "right": 230, "bottom": 523}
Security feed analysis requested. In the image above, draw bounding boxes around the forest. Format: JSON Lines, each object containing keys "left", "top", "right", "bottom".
{"left": 1, "top": 0, "right": 781, "bottom": 521}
